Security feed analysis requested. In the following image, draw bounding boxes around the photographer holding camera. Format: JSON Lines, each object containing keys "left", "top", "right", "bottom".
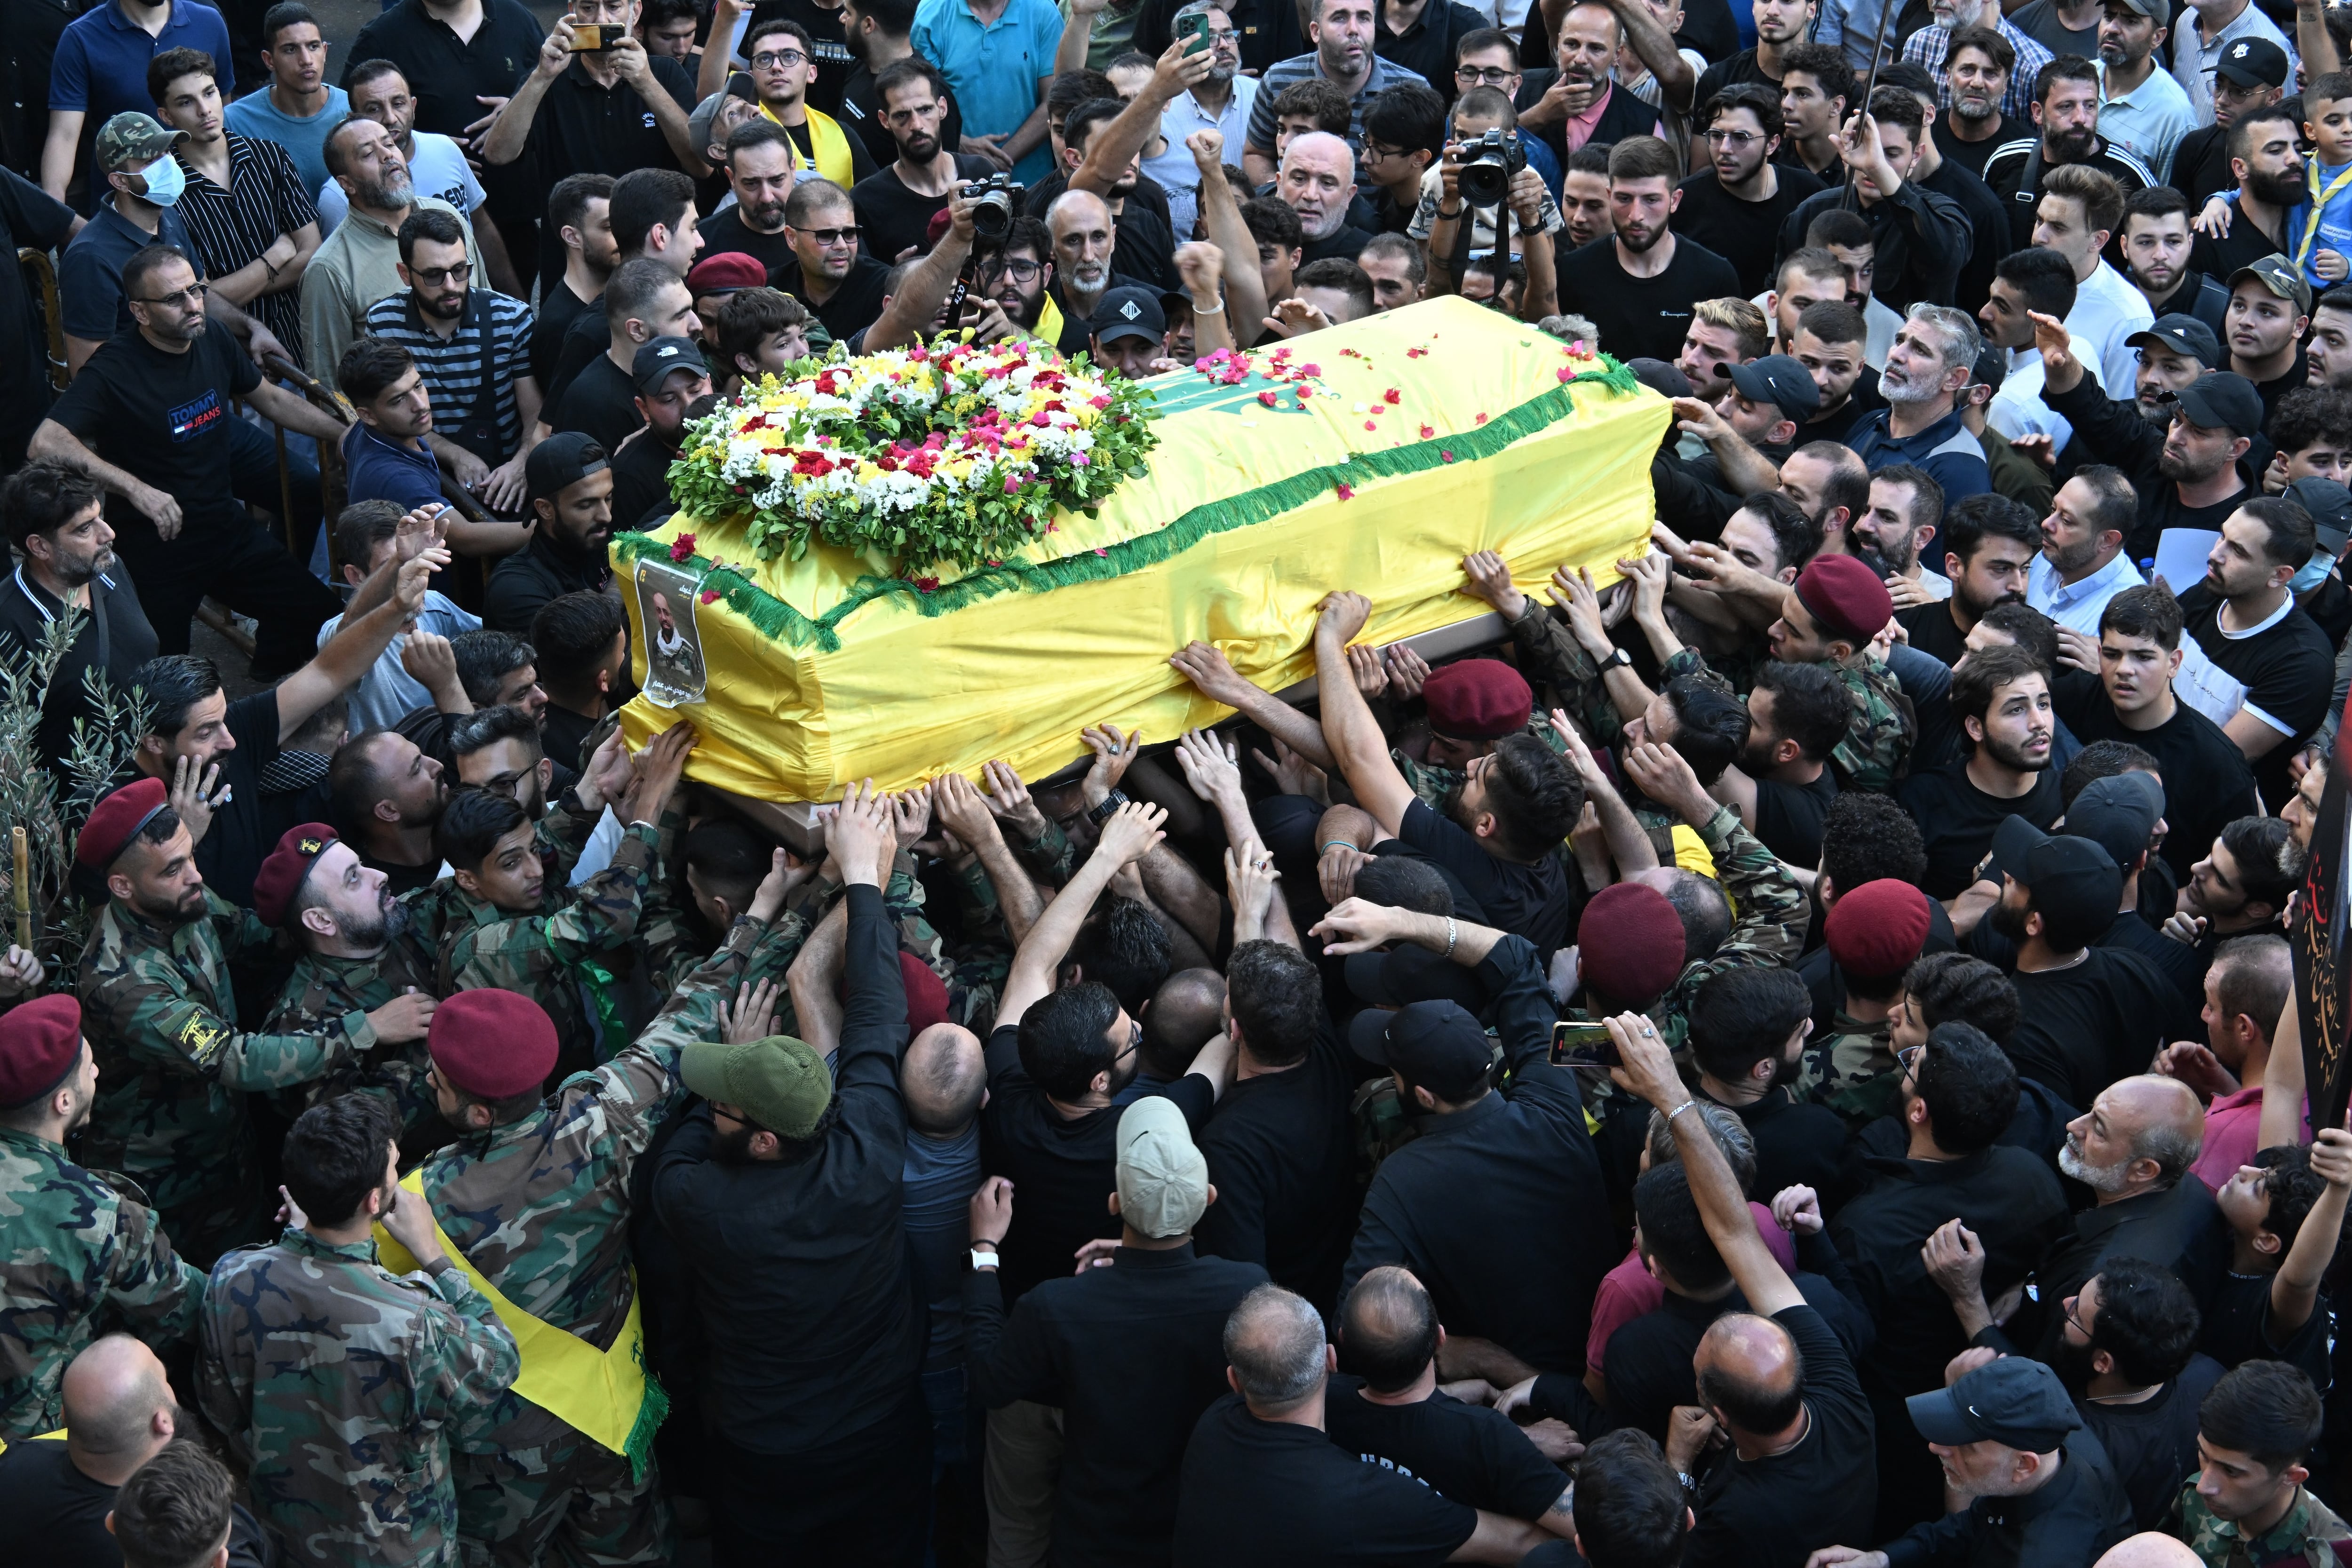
{"left": 1418, "top": 95, "right": 1559, "bottom": 318}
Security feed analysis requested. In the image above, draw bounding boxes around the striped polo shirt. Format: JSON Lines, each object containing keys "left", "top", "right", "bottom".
{"left": 362, "top": 284, "right": 535, "bottom": 465}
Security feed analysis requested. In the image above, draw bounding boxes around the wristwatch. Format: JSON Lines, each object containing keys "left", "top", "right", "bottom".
{"left": 1086, "top": 789, "right": 1129, "bottom": 825}
{"left": 970, "top": 1242, "right": 1001, "bottom": 1272}
{"left": 1599, "top": 647, "right": 1634, "bottom": 673}
{"left": 1676, "top": 1470, "right": 1697, "bottom": 1492}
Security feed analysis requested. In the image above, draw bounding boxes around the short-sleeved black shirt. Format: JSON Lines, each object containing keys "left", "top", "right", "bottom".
{"left": 696, "top": 205, "right": 803, "bottom": 276}
{"left": 2201, "top": 1271, "right": 2336, "bottom": 1394}
{"left": 1753, "top": 768, "right": 1838, "bottom": 869}
{"left": 1397, "top": 797, "right": 1574, "bottom": 958}
{"left": 2052, "top": 686, "right": 2259, "bottom": 884}
{"left": 1672, "top": 166, "right": 1827, "bottom": 297}
{"left": 548, "top": 352, "right": 644, "bottom": 452}
{"left": 0, "top": 167, "right": 79, "bottom": 462}
{"left": 2078, "top": 1352, "right": 2224, "bottom": 1531}
{"left": 852, "top": 154, "right": 998, "bottom": 265}
{"left": 344, "top": 0, "right": 546, "bottom": 141}
{"left": 1174, "top": 1393, "right": 1478, "bottom": 1568}
{"left": 1320, "top": 1375, "right": 1567, "bottom": 1521}
{"left": 520, "top": 55, "right": 698, "bottom": 189}
{"left": 1896, "top": 757, "right": 2064, "bottom": 900}
{"left": 48, "top": 320, "right": 263, "bottom": 533}
{"left": 2175, "top": 583, "right": 2336, "bottom": 809}
{"left": 771, "top": 252, "right": 895, "bottom": 342}
{"left": 1552, "top": 232, "right": 1743, "bottom": 366}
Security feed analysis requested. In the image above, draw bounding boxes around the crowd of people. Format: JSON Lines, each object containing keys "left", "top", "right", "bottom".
{"left": 9, "top": 0, "right": 2352, "bottom": 1563}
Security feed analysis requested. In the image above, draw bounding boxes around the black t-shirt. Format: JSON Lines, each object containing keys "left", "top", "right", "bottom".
{"left": 1933, "top": 114, "right": 2025, "bottom": 180}
{"left": 2078, "top": 1353, "right": 2225, "bottom": 1531}
{"left": 521, "top": 55, "right": 697, "bottom": 187}
{"left": 548, "top": 352, "right": 645, "bottom": 453}
{"left": 192, "top": 689, "right": 286, "bottom": 907}
{"left": 0, "top": 168, "right": 78, "bottom": 462}
{"left": 696, "top": 205, "right": 803, "bottom": 276}
{"left": 1686, "top": 1304, "right": 1878, "bottom": 1568}
{"left": 530, "top": 278, "right": 596, "bottom": 389}
{"left": 344, "top": 0, "right": 545, "bottom": 143}
{"left": 1753, "top": 768, "right": 1838, "bottom": 868}
{"left": 1321, "top": 1375, "right": 1566, "bottom": 1520}
{"left": 1795, "top": 367, "right": 1886, "bottom": 448}
{"left": 1897, "top": 596, "right": 1972, "bottom": 668}
{"left": 2191, "top": 210, "right": 2288, "bottom": 284}
{"left": 840, "top": 59, "right": 966, "bottom": 170}
{"left": 0, "top": 1440, "right": 117, "bottom": 1568}
{"left": 1193, "top": 1021, "right": 1359, "bottom": 1315}
{"left": 1553, "top": 233, "right": 1742, "bottom": 366}
{"left": 1672, "top": 166, "right": 1826, "bottom": 297}
{"left": 608, "top": 427, "right": 681, "bottom": 532}
{"left": 0, "top": 560, "right": 161, "bottom": 766}
{"left": 2053, "top": 687, "right": 2259, "bottom": 883}
{"left": 852, "top": 155, "right": 996, "bottom": 265}
{"left": 2006, "top": 945, "right": 2180, "bottom": 1107}
{"left": 2175, "top": 583, "right": 2336, "bottom": 809}
{"left": 1303, "top": 223, "right": 1375, "bottom": 267}
{"left": 50, "top": 321, "right": 263, "bottom": 535}
{"left": 1897, "top": 757, "right": 2064, "bottom": 900}
{"left": 1398, "top": 796, "right": 1574, "bottom": 958}
{"left": 1692, "top": 48, "right": 1777, "bottom": 112}
{"left": 1174, "top": 1393, "right": 1478, "bottom": 1568}
{"left": 2202, "top": 1270, "right": 2336, "bottom": 1393}
{"left": 771, "top": 252, "right": 894, "bottom": 342}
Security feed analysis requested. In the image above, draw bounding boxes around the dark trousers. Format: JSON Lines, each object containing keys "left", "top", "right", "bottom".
{"left": 225, "top": 413, "right": 324, "bottom": 572}
{"left": 114, "top": 506, "right": 340, "bottom": 675}
{"left": 710, "top": 1391, "right": 933, "bottom": 1568}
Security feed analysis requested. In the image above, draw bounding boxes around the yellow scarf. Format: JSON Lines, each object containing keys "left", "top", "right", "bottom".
{"left": 375, "top": 1169, "right": 666, "bottom": 1478}
{"left": 0, "top": 1429, "right": 64, "bottom": 1454}
{"left": 761, "top": 104, "right": 858, "bottom": 188}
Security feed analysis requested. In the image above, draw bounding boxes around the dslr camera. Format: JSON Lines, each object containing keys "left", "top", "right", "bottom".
{"left": 960, "top": 174, "right": 1028, "bottom": 240}
{"left": 1456, "top": 128, "right": 1527, "bottom": 209}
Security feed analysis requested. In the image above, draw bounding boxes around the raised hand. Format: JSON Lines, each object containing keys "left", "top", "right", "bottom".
{"left": 1462, "top": 549, "right": 1527, "bottom": 619}
{"left": 980, "top": 759, "right": 1047, "bottom": 836}
{"left": 718, "top": 978, "right": 784, "bottom": 1043}
{"left": 1080, "top": 722, "right": 1143, "bottom": 807}
{"left": 1093, "top": 799, "right": 1168, "bottom": 865}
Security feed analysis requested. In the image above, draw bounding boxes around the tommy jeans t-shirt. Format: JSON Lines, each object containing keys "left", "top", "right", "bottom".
{"left": 48, "top": 319, "right": 262, "bottom": 532}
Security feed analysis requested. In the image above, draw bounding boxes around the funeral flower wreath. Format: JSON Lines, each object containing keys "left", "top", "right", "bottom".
{"left": 666, "top": 336, "right": 1162, "bottom": 574}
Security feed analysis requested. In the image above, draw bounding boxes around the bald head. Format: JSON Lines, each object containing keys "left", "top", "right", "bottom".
{"left": 1141, "top": 968, "right": 1227, "bottom": 1079}
{"left": 2112, "top": 1074, "right": 2203, "bottom": 1168}
{"left": 1279, "top": 132, "right": 1357, "bottom": 240}
{"left": 2093, "top": 1536, "right": 2204, "bottom": 1568}
{"left": 1340, "top": 1266, "right": 1439, "bottom": 1394}
{"left": 1224, "top": 1284, "right": 1329, "bottom": 1415}
{"left": 901, "top": 1022, "right": 984, "bottom": 1135}
{"left": 1046, "top": 189, "right": 1116, "bottom": 299}
{"left": 1694, "top": 1311, "right": 1804, "bottom": 1437}
{"left": 63, "top": 1335, "right": 175, "bottom": 1461}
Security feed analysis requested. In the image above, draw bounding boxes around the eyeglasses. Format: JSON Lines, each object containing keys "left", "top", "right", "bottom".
{"left": 1202, "top": 27, "right": 1240, "bottom": 41}
{"left": 411, "top": 261, "right": 471, "bottom": 286}
{"left": 1455, "top": 64, "right": 1518, "bottom": 84}
{"left": 985, "top": 257, "right": 1042, "bottom": 281}
{"left": 1361, "top": 139, "right": 1407, "bottom": 161}
{"left": 1896, "top": 1043, "right": 1924, "bottom": 1075}
{"left": 797, "top": 226, "right": 858, "bottom": 246}
{"left": 2061, "top": 1296, "right": 2089, "bottom": 1338}
{"left": 1704, "top": 127, "right": 1764, "bottom": 148}
{"left": 751, "top": 49, "right": 809, "bottom": 68}
{"left": 135, "top": 280, "right": 209, "bottom": 307}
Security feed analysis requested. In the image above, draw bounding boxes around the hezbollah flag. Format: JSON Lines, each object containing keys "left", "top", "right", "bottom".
{"left": 613, "top": 295, "right": 1671, "bottom": 801}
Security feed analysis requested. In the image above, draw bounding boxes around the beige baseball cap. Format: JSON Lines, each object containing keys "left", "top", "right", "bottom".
{"left": 1116, "top": 1097, "right": 1208, "bottom": 1240}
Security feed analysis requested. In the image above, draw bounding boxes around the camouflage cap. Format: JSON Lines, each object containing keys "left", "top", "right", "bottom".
{"left": 95, "top": 112, "right": 187, "bottom": 174}
{"left": 681, "top": 1034, "right": 831, "bottom": 1138}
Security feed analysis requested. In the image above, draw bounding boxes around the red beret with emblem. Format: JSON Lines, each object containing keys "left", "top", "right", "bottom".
{"left": 1794, "top": 555, "right": 1894, "bottom": 645}
{"left": 0, "top": 994, "right": 83, "bottom": 1109}
{"left": 252, "top": 823, "right": 340, "bottom": 930}
{"left": 429, "top": 989, "right": 558, "bottom": 1101}
{"left": 75, "top": 777, "right": 171, "bottom": 870}
{"left": 1424, "top": 660, "right": 1533, "bottom": 741}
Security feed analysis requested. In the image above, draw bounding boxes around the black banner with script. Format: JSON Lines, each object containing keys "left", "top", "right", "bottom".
{"left": 2298, "top": 724, "right": 2352, "bottom": 1133}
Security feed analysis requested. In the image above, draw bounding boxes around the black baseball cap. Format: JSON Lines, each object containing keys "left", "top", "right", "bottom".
{"left": 2063, "top": 771, "right": 2164, "bottom": 874}
{"left": 524, "top": 431, "right": 609, "bottom": 505}
{"left": 1090, "top": 286, "right": 1167, "bottom": 345}
{"left": 1907, "top": 1356, "right": 2084, "bottom": 1451}
{"left": 2288, "top": 476, "right": 2352, "bottom": 557}
{"left": 2163, "top": 371, "right": 2265, "bottom": 438}
{"left": 632, "top": 335, "right": 710, "bottom": 393}
{"left": 2125, "top": 313, "right": 2222, "bottom": 367}
{"left": 1726, "top": 353, "right": 1820, "bottom": 422}
{"left": 1991, "top": 816, "right": 2121, "bottom": 933}
{"left": 1626, "top": 357, "right": 1694, "bottom": 399}
{"left": 1348, "top": 998, "right": 1496, "bottom": 1102}
{"left": 2216, "top": 36, "right": 2289, "bottom": 88}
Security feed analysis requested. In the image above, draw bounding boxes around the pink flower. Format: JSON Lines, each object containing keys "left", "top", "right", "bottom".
{"left": 669, "top": 532, "right": 697, "bottom": 562}
{"left": 1094, "top": 547, "right": 1109, "bottom": 556}
{"left": 1557, "top": 366, "right": 1573, "bottom": 382}
{"left": 1475, "top": 412, "right": 1489, "bottom": 424}
{"left": 1004, "top": 476, "right": 1021, "bottom": 493}
{"left": 1335, "top": 481, "right": 1355, "bottom": 500}
{"left": 699, "top": 589, "right": 721, "bottom": 605}
{"left": 1383, "top": 389, "right": 1400, "bottom": 404}
{"left": 1364, "top": 420, "right": 1377, "bottom": 430}
{"left": 1258, "top": 390, "right": 1279, "bottom": 406}
{"left": 1070, "top": 452, "right": 1090, "bottom": 466}
{"left": 1419, "top": 423, "right": 1434, "bottom": 438}
{"left": 1440, "top": 450, "right": 1455, "bottom": 463}
{"left": 912, "top": 575, "right": 940, "bottom": 593}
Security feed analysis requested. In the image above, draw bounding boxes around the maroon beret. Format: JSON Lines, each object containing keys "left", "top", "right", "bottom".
{"left": 0, "top": 994, "right": 83, "bottom": 1109}
{"left": 685, "top": 251, "right": 766, "bottom": 294}
{"left": 75, "top": 777, "right": 171, "bottom": 870}
{"left": 429, "top": 990, "right": 558, "bottom": 1101}
{"left": 252, "top": 823, "right": 339, "bottom": 930}
{"left": 1578, "top": 882, "right": 1685, "bottom": 1007}
{"left": 1794, "top": 555, "right": 1894, "bottom": 645}
{"left": 900, "top": 951, "right": 950, "bottom": 1036}
{"left": 1423, "top": 660, "right": 1532, "bottom": 741}
{"left": 1825, "top": 879, "right": 1932, "bottom": 980}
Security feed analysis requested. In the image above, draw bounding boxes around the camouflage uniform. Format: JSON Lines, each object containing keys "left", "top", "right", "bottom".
{"left": 429, "top": 915, "right": 786, "bottom": 1566}
{"left": 2172, "top": 1481, "right": 2352, "bottom": 1566}
{"left": 79, "top": 890, "right": 381, "bottom": 1265}
{"left": 1004, "top": 815, "right": 1076, "bottom": 887}
{"left": 405, "top": 807, "right": 596, "bottom": 959}
{"left": 1800, "top": 1008, "right": 1902, "bottom": 1127}
{"left": 0, "top": 1126, "right": 204, "bottom": 1438}
{"left": 267, "top": 930, "right": 442, "bottom": 1143}
{"left": 1827, "top": 658, "right": 1913, "bottom": 795}
{"left": 437, "top": 822, "right": 661, "bottom": 1077}
{"left": 199, "top": 1227, "right": 521, "bottom": 1566}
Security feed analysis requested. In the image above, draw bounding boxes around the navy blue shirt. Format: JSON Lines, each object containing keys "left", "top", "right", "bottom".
{"left": 342, "top": 421, "right": 445, "bottom": 513}
{"left": 48, "top": 0, "right": 234, "bottom": 214}
{"left": 1845, "top": 404, "right": 1993, "bottom": 507}
{"left": 58, "top": 199, "right": 197, "bottom": 342}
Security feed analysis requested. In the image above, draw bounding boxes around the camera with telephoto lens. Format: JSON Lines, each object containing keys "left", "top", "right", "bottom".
{"left": 1457, "top": 128, "right": 1526, "bottom": 209}
{"left": 960, "top": 175, "right": 1027, "bottom": 240}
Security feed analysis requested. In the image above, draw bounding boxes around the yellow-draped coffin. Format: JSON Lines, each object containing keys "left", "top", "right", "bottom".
{"left": 613, "top": 295, "right": 1669, "bottom": 802}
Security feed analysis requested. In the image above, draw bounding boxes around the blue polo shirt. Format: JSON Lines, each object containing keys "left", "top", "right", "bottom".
{"left": 1845, "top": 405, "right": 1993, "bottom": 508}
{"left": 50, "top": 0, "right": 235, "bottom": 213}
{"left": 911, "top": 0, "right": 1064, "bottom": 184}
{"left": 224, "top": 86, "right": 352, "bottom": 210}
{"left": 342, "top": 421, "right": 444, "bottom": 512}
{"left": 57, "top": 199, "right": 199, "bottom": 342}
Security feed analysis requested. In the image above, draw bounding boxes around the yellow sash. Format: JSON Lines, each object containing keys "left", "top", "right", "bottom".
{"left": 762, "top": 104, "right": 858, "bottom": 188}
{"left": 0, "top": 1429, "right": 65, "bottom": 1455}
{"left": 2294, "top": 159, "right": 2352, "bottom": 271}
{"left": 374, "top": 1169, "right": 665, "bottom": 1477}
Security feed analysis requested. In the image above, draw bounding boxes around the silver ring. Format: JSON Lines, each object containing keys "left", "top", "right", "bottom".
{"left": 1640, "top": 1025, "right": 1654, "bottom": 1037}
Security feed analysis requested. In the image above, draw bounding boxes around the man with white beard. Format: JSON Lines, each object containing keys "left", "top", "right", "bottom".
{"left": 1845, "top": 303, "right": 1994, "bottom": 502}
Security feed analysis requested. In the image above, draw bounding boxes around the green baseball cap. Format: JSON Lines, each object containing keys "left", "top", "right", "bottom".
{"left": 95, "top": 112, "right": 186, "bottom": 174}
{"left": 681, "top": 1035, "right": 832, "bottom": 1138}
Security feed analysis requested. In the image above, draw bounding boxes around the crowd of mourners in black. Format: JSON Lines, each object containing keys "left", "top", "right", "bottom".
{"left": 15, "top": 0, "right": 2352, "bottom": 1561}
